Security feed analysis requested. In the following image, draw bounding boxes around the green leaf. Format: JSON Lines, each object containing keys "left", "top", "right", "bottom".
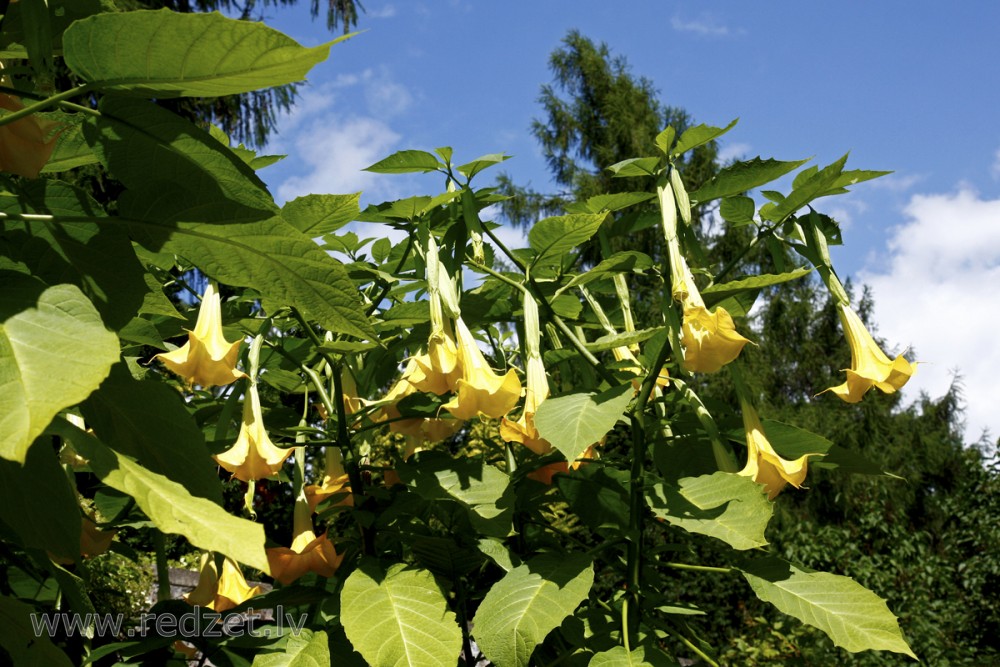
{"left": 534, "top": 384, "right": 633, "bottom": 464}
{"left": 0, "top": 439, "right": 81, "bottom": 561}
{"left": 253, "top": 629, "right": 330, "bottom": 667}
{"left": 340, "top": 562, "right": 462, "bottom": 667}
{"left": 1, "top": 179, "right": 147, "bottom": 330}
{"left": 0, "top": 596, "right": 73, "bottom": 667}
{"left": 672, "top": 118, "right": 738, "bottom": 156}
{"left": 281, "top": 193, "right": 360, "bottom": 235}
{"left": 127, "top": 217, "right": 377, "bottom": 341}
{"left": 81, "top": 364, "right": 223, "bottom": 504}
{"left": 702, "top": 268, "right": 812, "bottom": 308}
{"left": 47, "top": 418, "right": 270, "bottom": 573}
{"left": 560, "top": 251, "right": 654, "bottom": 292}
{"left": 718, "top": 195, "right": 756, "bottom": 226}
{"left": 556, "top": 465, "right": 629, "bottom": 532}
{"left": 39, "top": 114, "right": 100, "bottom": 173}
{"left": 86, "top": 96, "right": 277, "bottom": 218}
{"left": 399, "top": 452, "right": 514, "bottom": 538}
{"left": 364, "top": 150, "right": 443, "bottom": 174}
{"left": 654, "top": 127, "right": 676, "bottom": 156}
{"left": 762, "top": 154, "right": 850, "bottom": 222}
{"left": 646, "top": 472, "right": 772, "bottom": 550}
{"left": 0, "top": 275, "right": 119, "bottom": 462}
{"left": 605, "top": 157, "right": 661, "bottom": 178}
{"left": 585, "top": 328, "right": 663, "bottom": 353}
{"left": 64, "top": 9, "right": 341, "bottom": 97}
{"left": 690, "top": 157, "right": 810, "bottom": 202}
{"left": 828, "top": 169, "right": 892, "bottom": 192}
{"left": 528, "top": 213, "right": 607, "bottom": 268}
{"left": 740, "top": 557, "right": 916, "bottom": 657}
{"left": 566, "top": 192, "right": 656, "bottom": 214}
{"left": 473, "top": 553, "right": 594, "bottom": 667}
{"left": 457, "top": 152, "right": 510, "bottom": 179}
{"left": 757, "top": 420, "right": 883, "bottom": 475}
{"left": 590, "top": 644, "right": 673, "bottom": 667}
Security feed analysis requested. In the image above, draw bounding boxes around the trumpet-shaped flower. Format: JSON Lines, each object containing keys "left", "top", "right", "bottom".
{"left": 266, "top": 500, "right": 343, "bottom": 585}
{"left": 443, "top": 318, "right": 521, "bottom": 420}
{"left": 154, "top": 282, "right": 247, "bottom": 388}
{"left": 215, "top": 382, "right": 291, "bottom": 481}
{"left": 824, "top": 302, "right": 915, "bottom": 403}
{"left": 737, "top": 402, "right": 815, "bottom": 499}
{"left": 500, "top": 354, "right": 552, "bottom": 455}
{"left": 305, "top": 447, "right": 353, "bottom": 512}
{"left": 680, "top": 305, "right": 751, "bottom": 374}
{"left": 185, "top": 554, "right": 262, "bottom": 612}
{"left": 377, "top": 358, "right": 461, "bottom": 450}
{"left": 410, "top": 331, "right": 461, "bottom": 395}
{"left": 0, "top": 92, "right": 59, "bottom": 178}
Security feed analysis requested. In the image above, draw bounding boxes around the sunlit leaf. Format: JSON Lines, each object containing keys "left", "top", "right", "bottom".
{"left": 534, "top": 384, "right": 633, "bottom": 464}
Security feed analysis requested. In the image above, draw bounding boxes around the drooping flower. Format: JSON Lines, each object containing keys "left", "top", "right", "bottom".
{"left": 80, "top": 515, "right": 116, "bottom": 558}
{"left": 185, "top": 553, "right": 262, "bottom": 612}
{"left": 0, "top": 92, "right": 59, "bottom": 178}
{"left": 154, "top": 282, "right": 247, "bottom": 388}
{"left": 215, "top": 382, "right": 291, "bottom": 481}
{"left": 377, "top": 357, "right": 462, "bottom": 451}
{"left": 409, "top": 329, "right": 461, "bottom": 395}
{"left": 737, "top": 401, "right": 815, "bottom": 500}
{"left": 304, "top": 447, "right": 352, "bottom": 512}
{"left": 500, "top": 353, "right": 551, "bottom": 455}
{"left": 823, "top": 302, "right": 915, "bottom": 403}
{"left": 266, "top": 498, "right": 344, "bottom": 585}
{"left": 443, "top": 317, "right": 521, "bottom": 420}
{"left": 680, "top": 304, "right": 751, "bottom": 374}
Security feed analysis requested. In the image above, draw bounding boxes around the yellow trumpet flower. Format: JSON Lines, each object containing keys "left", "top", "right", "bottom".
{"left": 680, "top": 304, "right": 751, "bottom": 374}
{"left": 304, "top": 447, "right": 352, "bottom": 512}
{"left": 500, "top": 354, "right": 551, "bottom": 455}
{"left": 377, "top": 357, "right": 461, "bottom": 450}
{"left": 737, "top": 401, "right": 814, "bottom": 500}
{"left": 266, "top": 499, "right": 344, "bottom": 585}
{"left": 215, "top": 382, "right": 291, "bottom": 481}
{"left": 154, "top": 282, "right": 247, "bottom": 388}
{"left": 185, "top": 554, "right": 262, "bottom": 612}
{"left": 443, "top": 318, "right": 521, "bottom": 420}
{"left": 824, "top": 302, "right": 915, "bottom": 403}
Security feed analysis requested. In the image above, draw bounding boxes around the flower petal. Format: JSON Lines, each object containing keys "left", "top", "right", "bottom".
{"left": 681, "top": 305, "right": 750, "bottom": 373}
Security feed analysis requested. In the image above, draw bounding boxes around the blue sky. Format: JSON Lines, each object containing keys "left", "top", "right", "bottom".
{"left": 255, "top": 1, "right": 1000, "bottom": 443}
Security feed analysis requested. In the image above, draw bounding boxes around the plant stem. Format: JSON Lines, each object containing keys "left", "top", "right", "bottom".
{"left": 662, "top": 562, "right": 735, "bottom": 574}
{"left": 0, "top": 84, "right": 92, "bottom": 126}
{"left": 153, "top": 531, "right": 171, "bottom": 603}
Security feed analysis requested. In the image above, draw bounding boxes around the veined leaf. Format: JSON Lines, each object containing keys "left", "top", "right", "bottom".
{"left": 340, "top": 562, "right": 462, "bottom": 667}
{"left": 559, "top": 251, "right": 653, "bottom": 293}
{"left": 0, "top": 275, "right": 118, "bottom": 462}
{"left": 585, "top": 328, "right": 663, "bottom": 353}
{"left": 364, "top": 150, "right": 443, "bottom": 174}
{"left": 758, "top": 420, "right": 885, "bottom": 476}
{"left": 64, "top": 9, "right": 342, "bottom": 97}
{"left": 457, "top": 152, "right": 510, "bottom": 179}
{"left": 252, "top": 629, "right": 330, "bottom": 667}
{"left": 47, "top": 418, "right": 270, "bottom": 573}
{"left": 556, "top": 465, "right": 629, "bottom": 532}
{"left": 39, "top": 113, "right": 99, "bottom": 173}
{"left": 534, "top": 384, "right": 633, "bottom": 464}
{"left": 762, "top": 154, "right": 850, "bottom": 222}
{"left": 690, "top": 157, "right": 810, "bottom": 202}
{"left": 281, "top": 193, "right": 360, "bottom": 235}
{"left": 473, "top": 553, "right": 594, "bottom": 667}
{"left": 528, "top": 213, "right": 606, "bottom": 268}
{"left": 718, "top": 195, "right": 756, "bottom": 226}
{"left": 740, "top": 557, "right": 916, "bottom": 657}
{"left": 672, "top": 118, "right": 738, "bottom": 157}
{"left": 590, "top": 644, "right": 673, "bottom": 667}
{"left": 702, "top": 268, "right": 812, "bottom": 308}
{"left": 646, "top": 472, "right": 772, "bottom": 550}
{"left": 86, "top": 96, "right": 276, "bottom": 217}
{"left": 126, "top": 216, "right": 377, "bottom": 341}
{"left": 606, "top": 157, "right": 661, "bottom": 178}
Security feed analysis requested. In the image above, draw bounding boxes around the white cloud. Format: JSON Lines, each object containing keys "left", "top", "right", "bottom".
{"left": 368, "top": 4, "right": 397, "bottom": 19}
{"left": 671, "top": 15, "right": 732, "bottom": 37}
{"left": 859, "top": 187, "right": 1000, "bottom": 442}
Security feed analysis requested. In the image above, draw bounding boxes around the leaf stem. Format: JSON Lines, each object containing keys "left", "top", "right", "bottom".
{"left": 0, "top": 84, "right": 93, "bottom": 126}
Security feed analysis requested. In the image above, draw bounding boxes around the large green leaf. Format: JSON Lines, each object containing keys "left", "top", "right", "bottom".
{"left": 589, "top": 644, "right": 673, "bottom": 667}
{"left": 758, "top": 420, "right": 884, "bottom": 476}
{"left": 64, "top": 9, "right": 340, "bottom": 97}
{"left": 473, "top": 553, "right": 594, "bottom": 667}
{"left": 39, "top": 113, "right": 100, "bottom": 173}
{"left": 253, "top": 630, "right": 330, "bottom": 667}
{"left": 690, "top": 157, "right": 810, "bottom": 202}
{"left": 0, "top": 596, "right": 73, "bottom": 667}
{"left": 281, "top": 193, "right": 360, "bottom": 235}
{"left": 646, "top": 472, "right": 772, "bottom": 550}
{"left": 556, "top": 465, "right": 629, "bottom": 533}
{"left": 701, "top": 268, "right": 812, "bottom": 309}
{"left": 559, "top": 251, "right": 653, "bottom": 293}
{"left": 564, "top": 191, "right": 656, "bottom": 214}
{"left": 528, "top": 213, "right": 607, "bottom": 268}
{"left": 364, "top": 150, "right": 443, "bottom": 174}
{"left": 605, "top": 157, "right": 661, "bottom": 178}
{"left": 399, "top": 451, "right": 514, "bottom": 538}
{"left": 672, "top": 118, "right": 738, "bottom": 157}
{"left": 0, "top": 275, "right": 118, "bottom": 462}
{"left": 48, "top": 418, "right": 269, "bottom": 572}
{"left": 340, "top": 562, "right": 462, "bottom": 667}
{"left": 0, "top": 439, "right": 81, "bottom": 561}
{"left": 534, "top": 384, "right": 633, "bottom": 464}
{"left": 762, "top": 154, "right": 850, "bottom": 222}
{"left": 86, "top": 96, "right": 276, "bottom": 218}
{"left": 81, "top": 365, "right": 223, "bottom": 504}
{"left": 2, "top": 179, "right": 147, "bottom": 330}
{"left": 740, "top": 557, "right": 916, "bottom": 657}
{"left": 127, "top": 216, "right": 377, "bottom": 341}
